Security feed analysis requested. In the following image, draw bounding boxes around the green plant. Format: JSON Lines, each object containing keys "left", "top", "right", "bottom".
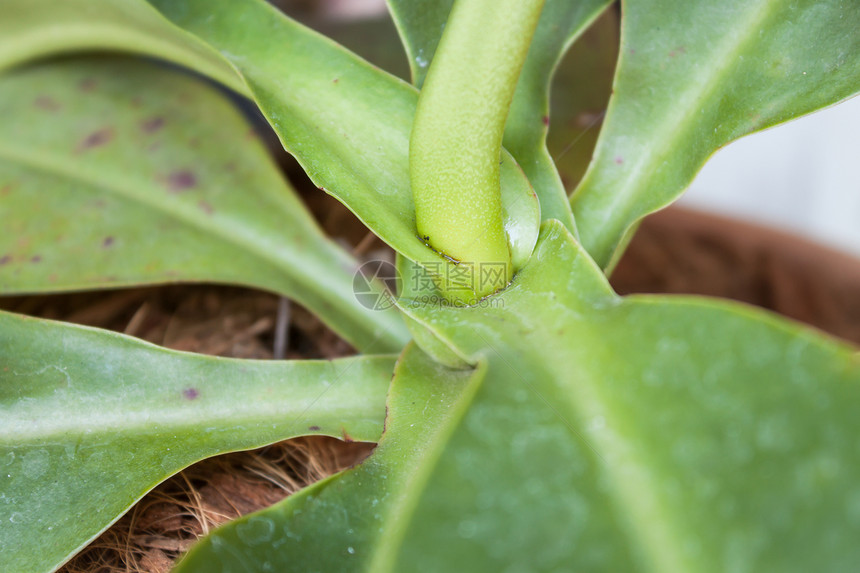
{"left": 2, "top": 0, "right": 859, "bottom": 571}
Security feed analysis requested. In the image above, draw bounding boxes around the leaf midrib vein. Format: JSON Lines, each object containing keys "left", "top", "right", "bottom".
{"left": 1, "top": 400, "right": 376, "bottom": 443}
{"left": 532, "top": 315, "right": 693, "bottom": 573}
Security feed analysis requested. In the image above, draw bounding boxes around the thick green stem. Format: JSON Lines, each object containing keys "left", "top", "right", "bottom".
{"left": 410, "top": 0, "right": 545, "bottom": 301}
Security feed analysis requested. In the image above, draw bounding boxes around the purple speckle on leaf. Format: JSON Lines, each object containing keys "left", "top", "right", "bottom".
{"left": 34, "top": 96, "right": 61, "bottom": 111}
{"left": 77, "top": 128, "right": 114, "bottom": 152}
{"left": 79, "top": 78, "right": 97, "bottom": 92}
{"left": 141, "top": 117, "right": 165, "bottom": 133}
{"left": 166, "top": 171, "right": 197, "bottom": 192}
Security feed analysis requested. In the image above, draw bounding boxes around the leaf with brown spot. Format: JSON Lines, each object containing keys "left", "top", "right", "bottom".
{"left": 0, "top": 57, "right": 408, "bottom": 353}
{"left": 33, "top": 95, "right": 60, "bottom": 111}
{"left": 142, "top": 116, "right": 166, "bottom": 133}
{"left": 76, "top": 127, "right": 115, "bottom": 152}
{"left": 166, "top": 170, "right": 197, "bottom": 192}
{"left": 78, "top": 77, "right": 97, "bottom": 92}
{"left": 0, "top": 309, "right": 397, "bottom": 573}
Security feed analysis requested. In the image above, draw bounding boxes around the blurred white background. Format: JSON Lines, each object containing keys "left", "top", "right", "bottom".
{"left": 681, "top": 95, "right": 860, "bottom": 257}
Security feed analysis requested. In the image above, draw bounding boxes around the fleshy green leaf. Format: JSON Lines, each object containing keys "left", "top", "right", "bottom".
{"left": 172, "top": 343, "right": 482, "bottom": 573}
{"left": 143, "top": 0, "right": 540, "bottom": 272}
{"left": 387, "top": 0, "right": 612, "bottom": 231}
{"left": 180, "top": 222, "right": 860, "bottom": 571}
{"left": 0, "top": 310, "right": 396, "bottom": 573}
{"left": 0, "top": 0, "right": 245, "bottom": 95}
{"left": 0, "top": 57, "right": 409, "bottom": 353}
{"left": 570, "top": 0, "right": 860, "bottom": 269}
